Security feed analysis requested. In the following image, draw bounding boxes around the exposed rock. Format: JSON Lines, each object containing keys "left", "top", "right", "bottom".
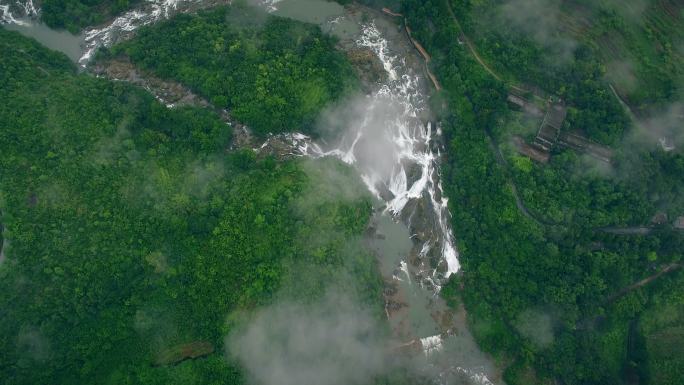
{"left": 154, "top": 341, "right": 214, "bottom": 366}
{"left": 346, "top": 47, "right": 386, "bottom": 90}
{"left": 92, "top": 57, "right": 298, "bottom": 158}
{"left": 675, "top": 216, "right": 684, "bottom": 229}
{"left": 93, "top": 58, "right": 210, "bottom": 108}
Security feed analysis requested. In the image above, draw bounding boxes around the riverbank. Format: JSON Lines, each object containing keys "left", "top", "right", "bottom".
{"left": 2, "top": 1, "right": 503, "bottom": 383}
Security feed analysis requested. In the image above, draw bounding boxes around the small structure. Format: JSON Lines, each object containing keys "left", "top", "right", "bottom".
{"left": 675, "top": 216, "right": 684, "bottom": 230}
{"left": 513, "top": 136, "right": 549, "bottom": 163}
{"left": 659, "top": 137, "right": 675, "bottom": 152}
{"left": 651, "top": 212, "right": 668, "bottom": 225}
{"left": 507, "top": 93, "right": 544, "bottom": 117}
{"left": 512, "top": 95, "right": 614, "bottom": 164}
{"left": 534, "top": 101, "right": 566, "bottom": 151}
{"left": 558, "top": 132, "right": 613, "bottom": 163}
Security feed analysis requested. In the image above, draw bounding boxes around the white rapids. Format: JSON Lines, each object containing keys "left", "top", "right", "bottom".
{"left": 268, "top": 23, "right": 497, "bottom": 385}
{"left": 79, "top": 0, "right": 196, "bottom": 65}
{"left": 0, "top": 0, "right": 461, "bottom": 281}
{"left": 0, "top": 0, "right": 37, "bottom": 25}
{"left": 282, "top": 22, "right": 461, "bottom": 281}
{"left": 1, "top": 3, "right": 495, "bottom": 382}
{"left": 76, "top": 0, "right": 295, "bottom": 67}
{"left": 420, "top": 335, "right": 443, "bottom": 357}
{"left": 258, "top": 0, "right": 282, "bottom": 13}
{"left": 0, "top": 0, "right": 198, "bottom": 65}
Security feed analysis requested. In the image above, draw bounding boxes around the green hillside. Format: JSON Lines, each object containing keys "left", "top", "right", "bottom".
{"left": 0, "top": 27, "right": 381, "bottom": 384}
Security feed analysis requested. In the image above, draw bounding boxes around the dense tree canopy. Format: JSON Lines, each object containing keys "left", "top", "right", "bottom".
{"left": 109, "top": 5, "right": 357, "bottom": 136}
{"left": 400, "top": 0, "right": 684, "bottom": 384}
{"left": 2, "top": 0, "right": 682, "bottom": 383}
{"left": 41, "top": 0, "right": 140, "bottom": 33}
{"left": 450, "top": 0, "right": 682, "bottom": 135}
{"left": 0, "top": 28, "right": 381, "bottom": 384}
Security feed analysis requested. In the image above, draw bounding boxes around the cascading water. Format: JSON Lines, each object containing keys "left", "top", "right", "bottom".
{"left": 79, "top": 0, "right": 204, "bottom": 65}
{"left": 284, "top": 20, "right": 498, "bottom": 385}
{"left": 293, "top": 22, "right": 460, "bottom": 284}
{"left": 1, "top": 0, "right": 499, "bottom": 382}
{"left": 0, "top": 0, "right": 37, "bottom": 25}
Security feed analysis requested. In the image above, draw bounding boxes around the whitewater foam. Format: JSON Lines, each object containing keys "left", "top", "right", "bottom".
{"left": 263, "top": 22, "right": 461, "bottom": 279}
{"left": 79, "top": 0, "right": 198, "bottom": 66}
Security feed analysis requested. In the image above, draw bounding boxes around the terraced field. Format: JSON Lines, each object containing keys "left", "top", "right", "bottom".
{"left": 559, "top": 0, "right": 683, "bottom": 109}
{"left": 638, "top": 272, "right": 684, "bottom": 385}
{"left": 463, "top": 0, "right": 683, "bottom": 112}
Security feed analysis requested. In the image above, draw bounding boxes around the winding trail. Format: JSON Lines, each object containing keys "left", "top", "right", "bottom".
{"left": 598, "top": 227, "right": 653, "bottom": 235}
{"left": 442, "top": 0, "right": 544, "bottom": 101}
{"left": 384, "top": 1, "right": 549, "bottom": 226}
{"left": 440, "top": 1, "right": 663, "bottom": 233}
{"left": 606, "top": 263, "right": 682, "bottom": 303}
{"left": 442, "top": 0, "right": 642, "bottom": 129}
{"left": 485, "top": 133, "right": 546, "bottom": 225}
{"left": 609, "top": 84, "right": 639, "bottom": 122}
{"left": 382, "top": 8, "right": 441, "bottom": 91}
{"left": 436, "top": 0, "right": 562, "bottom": 227}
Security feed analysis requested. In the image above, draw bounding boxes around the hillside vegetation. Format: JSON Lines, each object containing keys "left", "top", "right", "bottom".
{"left": 400, "top": 0, "right": 684, "bottom": 383}
{"left": 108, "top": 5, "right": 357, "bottom": 136}
{"left": 456, "top": 0, "right": 683, "bottom": 114}
{"left": 41, "top": 0, "right": 140, "bottom": 33}
{"left": 0, "top": 27, "right": 382, "bottom": 384}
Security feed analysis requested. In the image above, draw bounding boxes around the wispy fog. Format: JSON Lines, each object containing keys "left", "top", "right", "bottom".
{"left": 227, "top": 290, "right": 393, "bottom": 385}
{"left": 497, "top": 0, "right": 577, "bottom": 64}
{"left": 631, "top": 102, "right": 684, "bottom": 150}
{"left": 315, "top": 92, "right": 409, "bottom": 192}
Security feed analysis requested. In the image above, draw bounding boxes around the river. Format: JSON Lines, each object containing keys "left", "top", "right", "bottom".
{"left": 0, "top": 1, "right": 500, "bottom": 383}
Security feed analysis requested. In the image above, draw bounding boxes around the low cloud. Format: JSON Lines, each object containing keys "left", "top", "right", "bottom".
{"left": 497, "top": 0, "right": 578, "bottom": 64}
{"left": 227, "top": 290, "right": 393, "bottom": 385}
{"left": 314, "top": 91, "right": 431, "bottom": 201}
{"left": 514, "top": 309, "right": 555, "bottom": 348}
{"left": 630, "top": 102, "right": 684, "bottom": 150}
{"left": 605, "top": 60, "right": 639, "bottom": 96}
{"left": 601, "top": 0, "right": 650, "bottom": 23}
{"left": 297, "top": 157, "right": 370, "bottom": 207}
{"left": 315, "top": 93, "right": 404, "bottom": 187}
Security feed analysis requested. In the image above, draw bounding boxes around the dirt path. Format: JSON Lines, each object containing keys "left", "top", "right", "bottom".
{"left": 443, "top": 0, "right": 546, "bottom": 103}
{"left": 598, "top": 227, "right": 653, "bottom": 235}
{"left": 484, "top": 134, "right": 544, "bottom": 225}
{"left": 442, "top": 1, "right": 499, "bottom": 82}
{"left": 382, "top": 8, "right": 442, "bottom": 91}
{"left": 607, "top": 263, "right": 682, "bottom": 303}
{"left": 436, "top": 0, "right": 564, "bottom": 227}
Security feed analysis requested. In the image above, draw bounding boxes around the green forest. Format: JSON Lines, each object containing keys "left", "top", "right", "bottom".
{"left": 401, "top": 0, "right": 684, "bottom": 384}
{"left": 451, "top": 0, "right": 683, "bottom": 117}
{"left": 41, "top": 0, "right": 140, "bottom": 32}
{"left": 106, "top": 6, "right": 356, "bottom": 136}
{"left": 2, "top": 0, "right": 683, "bottom": 384}
{"left": 0, "top": 27, "right": 384, "bottom": 384}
